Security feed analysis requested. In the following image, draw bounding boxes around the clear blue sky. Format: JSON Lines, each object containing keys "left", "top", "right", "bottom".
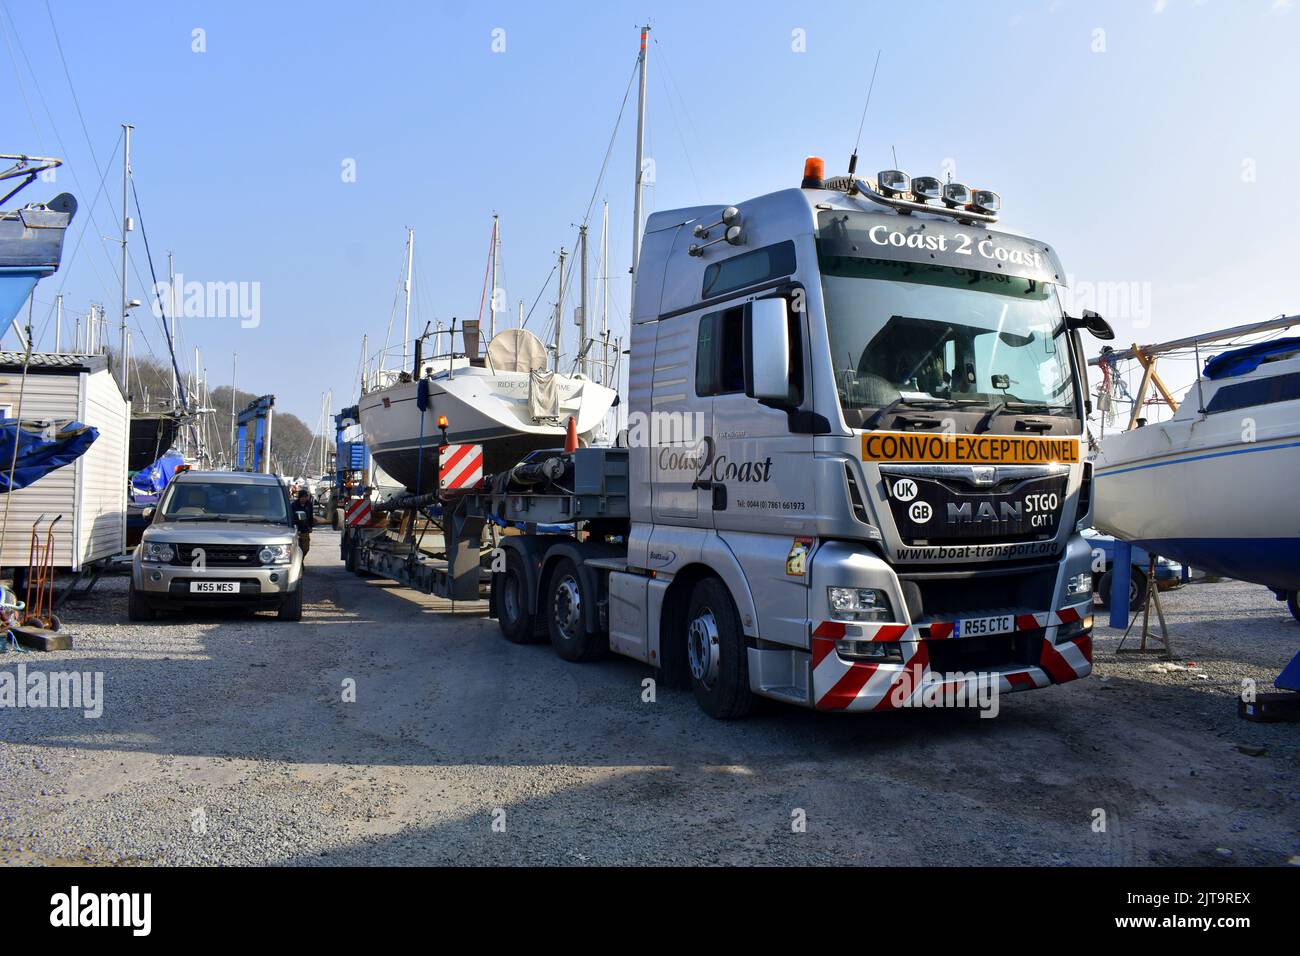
{"left": 6, "top": 0, "right": 1298, "bottom": 425}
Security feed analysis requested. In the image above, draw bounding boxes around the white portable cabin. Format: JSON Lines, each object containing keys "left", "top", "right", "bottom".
{"left": 0, "top": 352, "right": 129, "bottom": 572}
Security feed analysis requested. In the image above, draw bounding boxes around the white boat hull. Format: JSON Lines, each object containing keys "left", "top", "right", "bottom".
{"left": 1093, "top": 379, "right": 1300, "bottom": 592}
{"left": 357, "top": 367, "right": 617, "bottom": 493}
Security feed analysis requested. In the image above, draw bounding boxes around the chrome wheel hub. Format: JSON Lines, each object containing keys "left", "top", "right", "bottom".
{"left": 553, "top": 575, "right": 582, "bottom": 639}
{"left": 687, "top": 608, "right": 720, "bottom": 687}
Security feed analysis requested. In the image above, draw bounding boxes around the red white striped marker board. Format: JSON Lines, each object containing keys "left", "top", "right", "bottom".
{"left": 345, "top": 497, "right": 373, "bottom": 526}
{"left": 439, "top": 444, "right": 483, "bottom": 491}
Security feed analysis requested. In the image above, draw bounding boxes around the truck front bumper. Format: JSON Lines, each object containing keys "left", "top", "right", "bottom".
{"left": 796, "top": 537, "right": 1095, "bottom": 713}
{"left": 808, "top": 602, "right": 1093, "bottom": 712}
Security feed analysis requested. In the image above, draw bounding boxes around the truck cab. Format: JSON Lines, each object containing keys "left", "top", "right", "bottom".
{"left": 605, "top": 160, "right": 1110, "bottom": 716}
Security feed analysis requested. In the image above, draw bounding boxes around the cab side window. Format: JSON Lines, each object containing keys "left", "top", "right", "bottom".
{"left": 695, "top": 307, "right": 746, "bottom": 396}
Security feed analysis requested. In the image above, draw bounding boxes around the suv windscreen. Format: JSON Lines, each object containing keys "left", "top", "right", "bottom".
{"left": 159, "top": 481, "right": 290, "bottom": 523}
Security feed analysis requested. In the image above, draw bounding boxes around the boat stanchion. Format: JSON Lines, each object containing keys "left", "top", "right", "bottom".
{"left": 1116, "top": 558, "right": 1174, "bottom": 659}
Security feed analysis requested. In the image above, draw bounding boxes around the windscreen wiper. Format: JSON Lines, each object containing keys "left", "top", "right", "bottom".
{"left": 977, "top": 400, "right": 1066, "bottom": 432}
{"left": 866, "top": 396, "right": 947, "bottom": 429}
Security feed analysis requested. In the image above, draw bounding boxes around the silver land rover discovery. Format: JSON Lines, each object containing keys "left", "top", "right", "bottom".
{"left": 130, "top": 470, "right": 305, "bottom": 621}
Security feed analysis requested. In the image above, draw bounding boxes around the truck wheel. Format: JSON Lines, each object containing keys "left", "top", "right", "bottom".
{"left": 685, "top": 577, "right": 755, "bottom": 720}
{"left": 545, "top": 557, "right": 607, "bottom": 661}
{"left": 1287, "top": 590, "right": 1300, "bottom": 624}
{"left": 332, "top": 509, "right": 343, "bottom": 531}
{"left": 498, "top": 549, "right": 544, "bottom": 644}
{"left": 1128, "top": 568, "right": 1148, "bottom": 612}
{"left": 127, "top": 582, "right": 156, "bottom": 622}
{"left": 278, "top": 584, "right": 303, "bottom": 622}
{"left": 1095, "top": 571, "right": 1112, "bottom": 609}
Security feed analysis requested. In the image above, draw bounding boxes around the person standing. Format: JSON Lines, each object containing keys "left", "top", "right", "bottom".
{"left": 292, "top": 488, "right": 315, "bottom": 557}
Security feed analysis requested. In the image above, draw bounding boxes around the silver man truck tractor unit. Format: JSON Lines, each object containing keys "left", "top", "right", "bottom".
{"left": 342, "top": 156, "right": 1115, "bottom": 719}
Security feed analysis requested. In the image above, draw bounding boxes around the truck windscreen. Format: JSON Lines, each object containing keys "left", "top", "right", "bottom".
{"left": 818, "top": 254, "right": 1077, "bottom": 426}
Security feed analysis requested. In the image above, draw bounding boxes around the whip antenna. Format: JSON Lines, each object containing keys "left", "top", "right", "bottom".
{"left": 847, "top": 49, "right": 882, "bottom": 176}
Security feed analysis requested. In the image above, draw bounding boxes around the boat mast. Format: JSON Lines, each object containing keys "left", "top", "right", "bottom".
{"left": 1087, "top": 314, "right": 1300, "bottom": 366}
{"left": 118, "top": 123, "right": 133, "bottom": 390}
{"left": 600, "top": 200, "right": 609, "bottom": 386}
{"left": 578, "top": 224, "right": 589, "bottom": 378}
{"left": 630, "top": 25, "right": 649, "bottom": 316}
{"left": 490, "top": 214, "right": 500, "bottom": 340}
{"left": 54, "top": 294, "right": 62, "bottom": 352}
{"left": 229, "top": 351, "right": 237, "bottom": 465}
{"left": 402, "top": 227, "right": 414, "bottom": 373}
{"left": 554, "top": 246, "right": 566, "bottom": 371}
{"left": 168, "top": 252, "right": 179, "bottom": 409}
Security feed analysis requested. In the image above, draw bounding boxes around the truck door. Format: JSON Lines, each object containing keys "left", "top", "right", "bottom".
{"left": 708, "top": 290, "right": 815, "bottom": 530}
{"left": 649, "top": 310, "right": 711, "bottom": 526}
{"left": 709, "top": 290, "right": 817, "bottom": 650}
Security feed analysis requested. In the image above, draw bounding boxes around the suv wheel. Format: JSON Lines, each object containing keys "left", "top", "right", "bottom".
{"left": 128, "top": 582, "right": 156, "bottom": 622}
{"left": 278, "top": 584, "right": 303, "bottom": 622}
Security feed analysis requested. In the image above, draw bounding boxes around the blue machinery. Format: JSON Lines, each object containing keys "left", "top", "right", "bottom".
{"left": 334, "top": 406, "right": 369, "bottom": 497}
{"left": 235, "top": 395, "right": 275, "bottom": 473}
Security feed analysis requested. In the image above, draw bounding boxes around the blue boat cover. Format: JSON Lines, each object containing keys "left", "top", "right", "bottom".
{"left": 1203, "top": 336, "right": 1300, "bottom": 380}
{"left": 0, "top": 419, "right": 98, "bottom": 493}
{"left": 130, "top": 452, "right": 185, "bottom": 502}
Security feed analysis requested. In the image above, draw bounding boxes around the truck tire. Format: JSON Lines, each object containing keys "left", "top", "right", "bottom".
{"left": 127, "top": 582, "right": 156, "bottom": 622}
{"left": 332, "top": 508, "right": 343, "bottom": 531}
{"left": 1287, "top": 590, "right": 1300, "bottom": 624}
{"left": 1098, "top": 568, "right": 1148, "bottom": 612}
{"left": 1127, "top": 567, "right": 1148, "bottom": 612}
{"left": 685, "top": 577, "right": 755, "bottom": 720}
{"left": 545, "top": 557, "right": 607, "bottom": 662}
{"left": 1095, "top": 571, "right": 1111, "bottom": 609}
{"left": 498, "top": 548, "right": 544, "bottom": 644}
{"left": 278, "top": 584, "right": 303, "bottom": 622}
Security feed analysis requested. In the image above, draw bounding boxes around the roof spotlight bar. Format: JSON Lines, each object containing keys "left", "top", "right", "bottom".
{"left": 821, "top": 167, "right": 1000, "bottom": 224}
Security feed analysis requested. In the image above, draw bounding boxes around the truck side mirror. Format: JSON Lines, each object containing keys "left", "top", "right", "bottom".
{"left": 745, "top": 298, "right": 791, "bottom": 401}
{"left": 1080, "top": 309, "right": 1115, "bottom": 340}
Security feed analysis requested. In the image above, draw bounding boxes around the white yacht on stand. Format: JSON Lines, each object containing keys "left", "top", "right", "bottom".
{"left": 357, "top": 328, "right": 618, "bottom": 493}
{"left": 1091, "top": 318, "right": 1300, "bottom": 613}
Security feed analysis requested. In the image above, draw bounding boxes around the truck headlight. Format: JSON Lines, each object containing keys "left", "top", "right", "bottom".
{"left": 259, "top": 545, "right": 291, "bottom": 565}
{"left": 828, "top": 586, "right": 893, "bottom": 622}
{"left": 142, "top": 542, "right": 175, "bottom": 563}
{"left": 1066, "top": 571, "right": 1092, "bottom": 597}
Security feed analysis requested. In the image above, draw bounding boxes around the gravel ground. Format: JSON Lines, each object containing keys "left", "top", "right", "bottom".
{"left": 1, "top": 532, "right": 1297, "bottom": 866}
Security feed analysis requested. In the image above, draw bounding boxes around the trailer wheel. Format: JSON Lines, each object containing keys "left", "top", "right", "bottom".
{"left": 545, "top": 558, "right": 607, "bottom": 662}
{"left": 685, "top": 577, "right": 755, "bottom": 720}
{"left": 127, "top": 582, "right": 156, "bottom": 622}
{"left": 498, "top": 548, "right": 544, "bottom": 644}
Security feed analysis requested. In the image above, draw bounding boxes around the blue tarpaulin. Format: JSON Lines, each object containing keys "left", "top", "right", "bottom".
{"left": 0, "top": 419, "right": 98, "bottom": 493}
{"left": 1203, "top": 336, "right": 1300, "bottom": 380}
{"left": 130, "top": 452, "right": 184, "bottom": 503}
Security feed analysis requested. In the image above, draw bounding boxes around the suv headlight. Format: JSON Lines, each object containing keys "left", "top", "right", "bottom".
{"left": 828, "top": 586, "right": 893, "bottom": 622}
{"left": 259, "top": 544, "right": 291, "bottom": 565}
{"left": 142, "top": 542, "right": 175, "bottom": 563}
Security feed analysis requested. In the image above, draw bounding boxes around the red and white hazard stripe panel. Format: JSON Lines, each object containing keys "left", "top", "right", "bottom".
{"left": 810, "top": 599, "right": 1093, "bottom": 712}
{"left": 439, "top": 443, "right": 483, "bottom": 491}
{"left": 345, "top": 497, "right": 373, "bottom": 527}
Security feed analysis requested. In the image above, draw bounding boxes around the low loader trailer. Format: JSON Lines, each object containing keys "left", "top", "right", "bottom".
{"left": 342, "top": 158, "right": 1115, "bottom": 719}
